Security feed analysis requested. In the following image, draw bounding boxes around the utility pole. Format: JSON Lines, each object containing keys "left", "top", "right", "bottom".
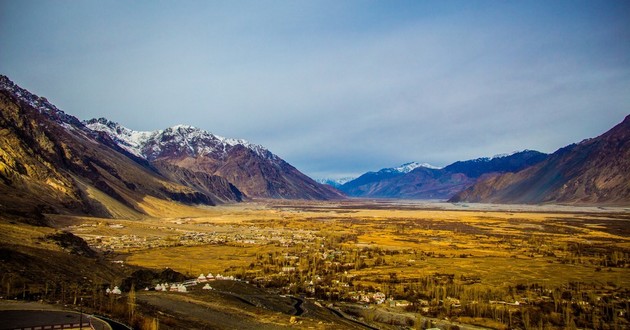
{"left": 79, "top": 297, "right": 83, "bottom": 330}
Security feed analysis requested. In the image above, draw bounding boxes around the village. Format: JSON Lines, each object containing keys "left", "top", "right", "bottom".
{"left": 68, "top": 221, "right": 319, "bottom": 253}
{"left": 99, "top": 242, "right": 629, "bottom": 330}
{"left": 72, "top": 220, "right": 418, "bottom": 310}
{"left": 62, "top": 207, "right": 630, "bottom": 329}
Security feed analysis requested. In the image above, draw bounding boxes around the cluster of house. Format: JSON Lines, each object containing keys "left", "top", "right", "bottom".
{"left": 351, "top": 291, "right": 387, "bottom": 304}
{"left": 76, "top": 221, "right": 321, "bottom": 257}
{"left": 105, "top": 286, "right": 122, "bottom": 295}
{"left": 155, "top": 283, "right": 188, "bottom": 292}
{"left": 102, "top": 272, "right": 243, "bottom": 296}
{"left": 196, "top": 273, "right": 235, "bottom": 282}
{"left": 147, "top": 273, "right": 239, "bottom": 294}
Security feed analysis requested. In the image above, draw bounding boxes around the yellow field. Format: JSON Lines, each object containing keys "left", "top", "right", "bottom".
{"left": 7, "top": 199, "right": 627, "bottom": 329}
{"left": 127, "top": 244, "right": 280, "bottom": 275}
{"left": 59, "top": 199, "right": 630, "bottom": 290}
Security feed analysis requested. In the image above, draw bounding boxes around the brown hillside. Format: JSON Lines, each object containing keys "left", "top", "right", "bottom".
{"left": 451, "top": 115, "right": 630, "bottom": 205}
{"left": 0, "top": 76, "right": 228, "bottom": 222}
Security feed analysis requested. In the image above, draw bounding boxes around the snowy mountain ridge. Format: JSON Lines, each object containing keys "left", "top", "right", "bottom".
{"left": 316, "top": 177, "right": 355, "bottom": 188}
{"left": 467, "top": 150, "right": 539, "bottom": 163}
{"left": 394, "top": 162, "right": 442, "bottom": 172}
{"left": 373, "top": 161, "right": 442, "bottom": 175}
{"left": 0, "top": 75, "right": 84, "bottom": 128}
{"left": 85, "top": 118, "right": 277, "bottom": 162}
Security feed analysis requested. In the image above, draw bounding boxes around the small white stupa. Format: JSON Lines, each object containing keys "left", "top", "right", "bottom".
{"left": 197, "top": 273, "right": 207, "bottom": 283}
{"left": 111, "top": 286, "right": 122, "bottom": 295}
{"left": 202, "top": 283, "right": 212, "bottom": 290}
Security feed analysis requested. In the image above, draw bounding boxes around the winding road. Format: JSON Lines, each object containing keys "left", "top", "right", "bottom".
{"left": 290, "top": 296, "right": 304, "bottom": 316}
{"left": 325, "top": 306, "right": 380, "bottom": 330}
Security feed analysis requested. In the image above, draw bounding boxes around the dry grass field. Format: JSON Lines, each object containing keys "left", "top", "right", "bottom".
{"left": 48, "top": 199, "right": 630, "bottom": 329}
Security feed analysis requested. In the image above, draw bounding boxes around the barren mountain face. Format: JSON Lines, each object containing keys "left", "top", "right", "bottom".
{"left": 451, "top": 115, "right": 630, "bottom": 205}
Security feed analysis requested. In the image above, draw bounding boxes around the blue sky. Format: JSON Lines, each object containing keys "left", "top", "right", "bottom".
{"left": 1, "top": 1, "right": 629, "bottom": 179}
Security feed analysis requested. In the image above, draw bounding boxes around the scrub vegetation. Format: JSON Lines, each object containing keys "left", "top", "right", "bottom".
{"left": 3, "top": 200, "right": 629, "bottom": 329}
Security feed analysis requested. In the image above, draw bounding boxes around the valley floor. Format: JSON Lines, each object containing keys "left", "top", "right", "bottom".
{"left": 3, "top": 199, "right": 629, "bottom": 329}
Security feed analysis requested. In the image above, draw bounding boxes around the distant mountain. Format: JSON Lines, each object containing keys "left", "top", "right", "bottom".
{"left": 340, "top": 152, "right": 548, "bottom": 199}
{"left": 443, "top": 150, "right": 548, "bottom": 178}
{"left": 0, "top": 75, "right": 237, "bottom": 223}
{"left": 394, "top": 161, "right": 442, "bottom": 173}
{"left": 339, "top": 162, "right": 443, "bottom": 198}
{"left": 86, "top": 119, "right": 344, "bottom": 200}
{"left": 316, "top": 177, "right": 355, "bottom": 188}
{"left": 338, "top": 162, "right": 428, "bottom": 196}
{"left": 450, "top": 115, "right": 630, "bottom": 205}
{"left": 316, "top": 163, "right": 440, "bottom": 190}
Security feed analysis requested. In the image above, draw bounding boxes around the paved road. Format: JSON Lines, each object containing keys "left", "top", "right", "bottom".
{"left": 290, "top": 296, "right": 304, "bottom": 316}
{"left": 94, "top": 315, "right": 133, "bottom": 330}
{"left": 325, "top": 307, "right": 380, "bottom": 330}
{"left": 0, "top": 310, "right": 111, "bottom": 330}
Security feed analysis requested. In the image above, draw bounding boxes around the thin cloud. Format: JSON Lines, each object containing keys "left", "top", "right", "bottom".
{"left": 1, "top": 1, "right": 628, "bottom": 179}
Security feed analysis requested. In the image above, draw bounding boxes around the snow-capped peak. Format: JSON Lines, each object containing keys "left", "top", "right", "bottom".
{"left": 490, "top": 150, "right": 520, "bottom": 160}
{"left": 394, "top": 162, "right": 442, "bottom": 173}
{"left": 85, "top": 118, "right": 156, "bottom": 157}
{"left": 316, "top": 177, "right": 355, "bottom": 187}
{"left": 85, "top": 118, "right": 277, "bottom": 162}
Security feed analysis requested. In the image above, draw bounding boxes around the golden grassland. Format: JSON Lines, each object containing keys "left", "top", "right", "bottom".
{"left": 3, "top": 199, "right": 629, "bottom": 329}
{"left": 0, "top": 220, "right": 59, "bottom": 250}
{"left": 53, "top": 199, "right": 630, "bottom": 290}
{"left": 128, "top": 244, "right": 278, "bottom": 275}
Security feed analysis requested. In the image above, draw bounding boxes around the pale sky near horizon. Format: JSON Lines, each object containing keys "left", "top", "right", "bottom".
{"left": 1, "top": 0, "right": 629, "bottom": 179}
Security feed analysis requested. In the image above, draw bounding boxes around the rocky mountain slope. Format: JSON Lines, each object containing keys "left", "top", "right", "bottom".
{"left": 443, "top": 150, "right": 548, "bottom": 178}
{"left": 340, "top": 152, "right": 548, "bottom": 199}
{"left": 86, "top": 118, "right": 344, "bottom": 200}
{"left": 0, "top": 75, "right": 242, "bottom": 222}
{"left": 451, "top": 115, "right": 630, "bottom": 205}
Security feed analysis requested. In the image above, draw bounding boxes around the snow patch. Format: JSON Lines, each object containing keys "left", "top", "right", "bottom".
{"left": 85, "top": 119, "right": 156, "bottom": 157}
{"left": 490, "top": 151, "right": 520, "bottom": 160}
{"left": 85, "top": 119, "right": 278, "bottom": 162}
{"left": 316, "top": 177, "right": 355, "bottom": 187}
{"left": 394, "top": 162, "right": 442, "bottom": 173}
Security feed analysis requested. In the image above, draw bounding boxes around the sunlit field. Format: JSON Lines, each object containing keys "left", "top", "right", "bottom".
{"left": 60, "top": 200, "right": 630, "bottom": 329}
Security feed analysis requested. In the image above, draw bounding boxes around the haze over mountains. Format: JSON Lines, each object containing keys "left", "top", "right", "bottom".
{"left": 1, "top": 74, "right": 628, "bottom": 215}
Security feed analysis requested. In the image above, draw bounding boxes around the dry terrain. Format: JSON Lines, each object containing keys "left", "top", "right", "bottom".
{"left": 3, "top": 199, "right": 629, "bottom": 329}
{"left": 61, "top": 200, "right": 630, "bottom": 329}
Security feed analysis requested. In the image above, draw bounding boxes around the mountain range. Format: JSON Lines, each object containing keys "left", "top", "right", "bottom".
{"left": 451, "top": 115, "right": 630, "bottom": 205}
{"left": 0, "top": 75, "right": 342, "bottom": 223}
{"left": 1, "top": 74, "right": 628, "bottom": 214}
{"left": 85, "top": 118, "right": 343, "bottom": 200}
{"left": 336, "top": 116, "right": 629, "bottom": 205}
{"left": 338, "top": 151, "right": 548, "bottom": 199}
